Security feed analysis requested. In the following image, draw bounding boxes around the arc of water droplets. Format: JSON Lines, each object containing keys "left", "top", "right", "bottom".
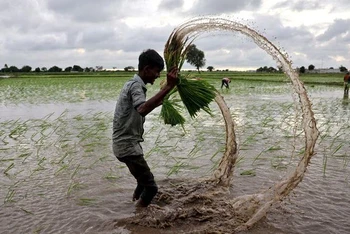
{"left": 169, "top": 16, "right": 319, "bottom": 230}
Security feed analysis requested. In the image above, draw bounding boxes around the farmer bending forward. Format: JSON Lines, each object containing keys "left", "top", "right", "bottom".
{"left": 221, "top": 77, "right": 231, "bottom": 89}
{"left": 112, "top": 49, "right": 178, "bottom": 207}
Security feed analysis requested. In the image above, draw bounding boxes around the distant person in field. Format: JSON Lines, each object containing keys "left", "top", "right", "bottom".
{"left": 112, "top": 49, "right": 178, "bottom": 207}
{"left": 344, "top": 72, "right": 349, "bottom": 96}
{"left": 221, "top": 77, "right": 231, "bottom": 89}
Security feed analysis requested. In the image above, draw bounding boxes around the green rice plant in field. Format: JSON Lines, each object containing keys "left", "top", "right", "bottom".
{"left": 4, "top": 189, "right": 16, "bottom": 203}
{"left": 240, "top": 169, "right": 256, "bottom": 176}
{"left": 77, "top": 198, "right": 97, "bottom": 206}
{"left": 166, "top": 161, "right": 188, "bottom": 177}
{"left": 1, "top": 70, "right": 349, "bottom": 212}
{"left": 19, "top": 207, "right": 34, "bottom": 215}
{"left": 104, "top": 171, "right": 120, "bottom": 181}
{"left": 3, "top": 162, "right": 15, "bottom": 175}
{"left": 67, "top": 181, "right": 85, "bottom": 196}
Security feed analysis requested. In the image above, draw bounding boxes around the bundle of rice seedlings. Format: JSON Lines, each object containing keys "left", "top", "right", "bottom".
{"left": 160, "top": 98, "right": 185, "bottom": 126}
{"left": 160, "top": 23, "right": 217, "bottom": 125}
{"left": 177, "top": 77, "right": 216, "bottom": 118}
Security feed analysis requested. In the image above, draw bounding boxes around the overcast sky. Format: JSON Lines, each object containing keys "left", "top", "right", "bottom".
{"left": 1, "top": 0, "right": 349, "bottom": 71}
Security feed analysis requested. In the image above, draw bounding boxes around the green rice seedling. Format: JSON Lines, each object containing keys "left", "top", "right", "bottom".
{"left": 176, "top": 77, "right": 217, "bottom": 118}
{"left": 54, "top": 164, "right": 68, "bottom": 175}
{"left": 331, "top": 143, "right": 344, "bottom": 157}
{"left": 252, "top": 149, "right": 266, "bottom": 165}
{"left": 32, "top": 227, "right": 43, "bottom": 234}
{"left": 88, "top": 155, "right": 110, "bottom": 168}
{"left": 271, "top": 155, "right": 288, "bottom": 170}
{"left": 20, "top": 207, "right": 34, "bottom": 215}
{"left": 187, "top": 142, "right": 201, "bottom": 159}
{"left": 241, "top": 132, "right": 259, "bottom": 146}
{"left": 37, "top": 156, "right": 46, "bottom": 167}
{"left": 104, "top": 171, "right": 120, "bottom": 181}
{"left": 323, "top": 153, "right": 328, "bottom": 177}
{"left": 8, "top": 122, "right": 28, "bottom": 140}
{"left": 160, "top": 99, "right": 185, "bottom": 126}
{"left": 0, "top": 157, "right": 14, "bottom": 162}
{"left": 78, "top": 198, "right": 97, "bottom": 206}
{"left": 240, "top": 169, "right": 256, "bottom": 176}
{"left": 4, "top": 162, "right": 15, "bottom": 175}
{"left": 266, "top": 145, "right": 283, "bottom": 151}
{"left": 56, "top": 152, "right": 69, "bottom": 164}
{"left": 4, "top": 189, "right": 16, "bottom": 203}
{"left": 166, "top": 161, "right": 186, "bottom": 177}
{"left": 210, "top": 146, "right": 225, "bottom": 162}
{"left": 67, "top": 181, "right": 85, "bottom": 196}
{"left": 71, "top": 164, "right": 81, "bottom": 179}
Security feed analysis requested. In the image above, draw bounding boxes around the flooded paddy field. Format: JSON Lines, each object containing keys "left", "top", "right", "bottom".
{"left": 0, "top": 77, "right": 349, "bottom": 234}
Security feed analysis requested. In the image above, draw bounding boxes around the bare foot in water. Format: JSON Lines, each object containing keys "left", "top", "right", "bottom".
{"left": 135, "top": 199, "right": 147, "bottom": 208}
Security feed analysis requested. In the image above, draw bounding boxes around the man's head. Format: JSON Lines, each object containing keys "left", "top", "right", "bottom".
{"left": 138, "top": 49, "right": 164, "bottom": 85}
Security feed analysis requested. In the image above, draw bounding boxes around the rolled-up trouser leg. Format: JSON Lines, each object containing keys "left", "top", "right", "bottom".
{"left": 117, "top": 155, "right": 158, "bottom": 206}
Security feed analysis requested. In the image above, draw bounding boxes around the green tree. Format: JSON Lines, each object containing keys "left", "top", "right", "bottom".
{"left": 299, "top": 66, "right": 306, "bottom": 73}
{"left": 256, "top": 66, "right": 277, "bottom": 72}
{"left": 339, "top": 65, "right": 348, "bottom": 72}
{"left": 34, "top": 67, "right": 41, "bottom": 72}
{"left": 186, "top": 44, "right": 206, "bottom": 73}
{"left": 308, "top": 64, "right": 315, "bottom": 70}
{"left": 8, "top": 66, "right": 19, "bottom": 72}
{"left": 41, "top": 67, "right": 47, "bottom": 72}
{"left": 21, "top": 65, "right": 32, "bottom": 72}
{"left": 207, "top": 66, "right": 214, "bottom": 72}
{"left": 72, "top": 65, "right": 83, "bottom": 72}
{"left": 65, "top": 66, "right": 72, "bottom": 72}
{"left": 268, "top": 66, "right": 277, "bottom": 72}
{"left": 124, "top": 66, "right": 135, "bottom": 71}
{"left": 256, "top": 67, "right": 263, "bottom": 72}
{"left": 48, "top": 66, "right": 62, "bottom": 72}
{"left": 1, "top": 64, "right": 9, "bottom": 72}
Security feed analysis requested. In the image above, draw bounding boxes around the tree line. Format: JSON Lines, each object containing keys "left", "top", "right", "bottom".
{"left": 298, "top": 65, "right": 348, "bottom": 73}
{"left": 0, "top": 64, "right": 96, "bottom": 73}
{"left": 2, "top": 46, "right": 347, "bottom": 74}
{"left": 0, "top": 44, "right": 207, "bottom": 74}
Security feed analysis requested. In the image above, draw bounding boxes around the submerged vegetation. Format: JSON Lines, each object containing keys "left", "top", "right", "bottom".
{"left": 0, "top": 17, "right": 348, "bottom": 232}
{"left": 0, "top": 67, "right": 349, "bottom": 233}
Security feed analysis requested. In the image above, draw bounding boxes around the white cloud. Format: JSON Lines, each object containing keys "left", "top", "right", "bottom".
{"left": 0, "top": 0, "right": 349, "bottom": 70}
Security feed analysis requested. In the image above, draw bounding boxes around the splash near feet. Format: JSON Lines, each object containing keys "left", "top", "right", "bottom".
{"left": 115, "top": 16, "right": 319, "bottom": 233}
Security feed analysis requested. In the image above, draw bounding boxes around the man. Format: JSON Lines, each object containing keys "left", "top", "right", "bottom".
{"left": 112, "top": 49, "right": 178, "bottom": 207}
{"left": 221, "top": 77, "right": 231, "bottom": 89}
{"left": 344, "top": 72, "right": 349, "bottom": 96}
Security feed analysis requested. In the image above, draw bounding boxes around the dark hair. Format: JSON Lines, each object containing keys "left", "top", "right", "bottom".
{"left": 138, "top": 49, "right": 164, "bottom": 71}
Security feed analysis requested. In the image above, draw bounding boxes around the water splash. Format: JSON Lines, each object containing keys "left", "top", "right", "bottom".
{"left": 117, "top": 16, "right": 319, "bottom": 232}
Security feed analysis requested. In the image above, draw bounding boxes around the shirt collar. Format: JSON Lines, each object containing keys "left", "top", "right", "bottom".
{"left": 133, "top": 74, "right": 147, "bottom": 90}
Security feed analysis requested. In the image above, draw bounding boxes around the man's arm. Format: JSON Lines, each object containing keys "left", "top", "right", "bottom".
{"left": 137, "top": 68, "right": 178, "bottom": 116}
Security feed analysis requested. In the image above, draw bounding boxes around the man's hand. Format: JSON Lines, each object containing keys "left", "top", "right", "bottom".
{"left": 166, "top": 67, "right": 179, "bottom": 88}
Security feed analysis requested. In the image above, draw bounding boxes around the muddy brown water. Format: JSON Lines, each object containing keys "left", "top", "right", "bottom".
{"left": 1, "top": 84, "right": 350, "bottom": 234}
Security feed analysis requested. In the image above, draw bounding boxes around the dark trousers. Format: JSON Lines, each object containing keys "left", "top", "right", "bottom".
{"left": 221, "top": 80, "right": 229, "bottom": 89}
{"left": 117, "top": 155, "right": 158, "bottom": 206}
{"left": 345, "top": 83, "right": 349, "bottom": 96}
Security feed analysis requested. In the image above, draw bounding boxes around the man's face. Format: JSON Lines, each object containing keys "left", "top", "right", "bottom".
{"left": 144, "top": 66, "right": 162, "bottom": 85}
